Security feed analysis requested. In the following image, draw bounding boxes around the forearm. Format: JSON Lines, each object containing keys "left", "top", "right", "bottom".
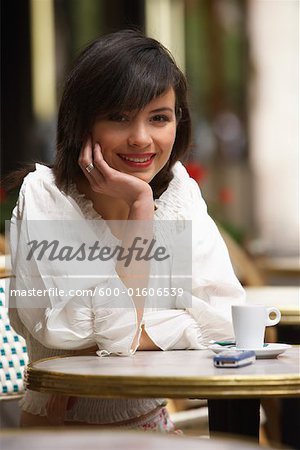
{"left": 117, "top": 192, "right": 154, "bottom": 284}
{"left": 127, "top": 195, "right": 154, "bottom": 221}
{"left": 116, "top": 194, "right": 154, "bottom": 349}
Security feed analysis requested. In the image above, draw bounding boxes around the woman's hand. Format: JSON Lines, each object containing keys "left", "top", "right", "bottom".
{"left": 78, "top": 137, "right": 153, "bottom": 208}
{"left": 78, "top": 137, "right": 154, "bottom": 351}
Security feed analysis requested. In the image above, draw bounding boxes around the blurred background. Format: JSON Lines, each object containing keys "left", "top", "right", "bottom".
{"left": 1, "top": 0, "right": 299, "bottom": 278}
{"left": 0, "top": 1, "right": 299, "bottom": 445}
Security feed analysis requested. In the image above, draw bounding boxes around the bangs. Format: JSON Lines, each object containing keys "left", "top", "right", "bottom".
{"left": 89, "top": 47, "right": 180, "bottom": 118}
{"left": 55, "top": 30, "right": 191, "bottom": 194}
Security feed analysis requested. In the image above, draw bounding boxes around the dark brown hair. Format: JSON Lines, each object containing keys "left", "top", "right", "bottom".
{"left": 5, "top": 30, "right": 192, "bottom": 198}
{"left": 54, "top": 29, "right": 191, "bottom": 198}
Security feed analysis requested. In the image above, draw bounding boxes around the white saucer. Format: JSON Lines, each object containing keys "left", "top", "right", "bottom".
{"left": 209, "top": 343, "right": 292, "bottom": 359}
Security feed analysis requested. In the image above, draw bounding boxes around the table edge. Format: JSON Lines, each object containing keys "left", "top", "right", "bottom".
{"left": 25, "top": 355, "right": 300, "bottom": 399}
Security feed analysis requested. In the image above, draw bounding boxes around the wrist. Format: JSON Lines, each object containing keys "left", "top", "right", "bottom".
{"left": 126, "top": 183, "right": 153, "bottom": 205}
{"left": 129, "top": 196, "right": 154, "bottom": 220}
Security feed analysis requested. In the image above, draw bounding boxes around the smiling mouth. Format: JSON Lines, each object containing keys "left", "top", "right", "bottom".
{"left": 118, "top": 154, "right": 155, "bottom": 163}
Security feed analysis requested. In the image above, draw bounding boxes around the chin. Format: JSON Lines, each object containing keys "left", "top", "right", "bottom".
{"left": 133, "top": 174, "right": 153, "bottom": 183}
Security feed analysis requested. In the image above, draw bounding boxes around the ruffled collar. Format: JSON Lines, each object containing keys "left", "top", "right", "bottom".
{"left": 154, "top": 162, "right": 191, "bottom": 219}
{"left": 36, "top": 161, "right": 190, "bottom": 221}
{"left": 67, "top": 182, "right": 102, "bottom": 220}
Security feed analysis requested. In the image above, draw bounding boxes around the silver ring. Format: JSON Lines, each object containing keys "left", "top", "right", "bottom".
{"left": 85, "top": 163, "right": 94, "bottom": 173}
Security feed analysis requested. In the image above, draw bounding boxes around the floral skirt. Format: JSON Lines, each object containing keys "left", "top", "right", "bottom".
{"left": 123, "top": 406, "right": 181, "bottom": 434}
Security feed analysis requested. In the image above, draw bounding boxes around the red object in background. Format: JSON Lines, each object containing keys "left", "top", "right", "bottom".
{"left": 0, "top": 188, "right": 7, "bottom": 203}
{"left": 185, "top": 161, "right": 207, "bottom": 184}
{"left": 219, "top": 187, "right": 234, "bottom": 205}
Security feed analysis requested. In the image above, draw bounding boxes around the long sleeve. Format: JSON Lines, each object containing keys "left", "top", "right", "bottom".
{"left": 9, "top": 162, "right": 245, "bottom": 355}
{"left": 9, "top": 165, "right": 138, "bottom": 354}
{"left": 143, "top": 163, "right": 245, "bottom": 349}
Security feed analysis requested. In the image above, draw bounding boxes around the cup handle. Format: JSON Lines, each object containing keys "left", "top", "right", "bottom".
{"left": 266, "top": 307, "right": 281, "bottom": 326}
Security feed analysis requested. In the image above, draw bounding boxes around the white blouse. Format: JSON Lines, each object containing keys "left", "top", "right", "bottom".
{"left": 8, "top": 162, "right": 245, "bottom": 423}
{"left": 9, "top": 161, "right": 245, "bottom": 356}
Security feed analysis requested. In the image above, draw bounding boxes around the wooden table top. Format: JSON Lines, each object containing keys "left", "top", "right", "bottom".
{"left": 26, "top": 347, "right": 300, "bottom": 399}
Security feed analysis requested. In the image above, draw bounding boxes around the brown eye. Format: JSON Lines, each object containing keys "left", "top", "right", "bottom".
{"left": 151, "top": 115, "right": 170, "bottom": 122}
{"left": 108, "top": 114, "right": 128, "bottom": 122}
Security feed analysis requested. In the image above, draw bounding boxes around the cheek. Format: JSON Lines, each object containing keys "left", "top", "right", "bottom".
{"left": 161, "top": 127, "right": 176, "bottom": 151}
{"left": 91, "top": 123, "right": 102, "bottom": 140}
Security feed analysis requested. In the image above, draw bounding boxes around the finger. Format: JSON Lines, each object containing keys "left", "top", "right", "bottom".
{"left": 78, "top": 136, "right": 94, "bottom": 174}
{"left": 78, "top": 138, "right": 99, "bottom": 182}
{"left": 93, "top": 142, "right": 112, "bottom": 176}
{"left": 79, "top": 140, "right": 109, "bottom": 192}
{"left": 93, "top": 141, "right": 104, "bottom": 162}
{"left": 81, "top": 136, "right": 93, "bottom": 164}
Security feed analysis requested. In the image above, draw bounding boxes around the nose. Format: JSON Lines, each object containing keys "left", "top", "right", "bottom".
{"left": 127, "top": 122, "right": 152, "bottom": 148}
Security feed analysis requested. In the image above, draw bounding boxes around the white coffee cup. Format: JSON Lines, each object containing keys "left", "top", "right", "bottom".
{"left": 231, "top": 304, "right": 281, "bottom": 349}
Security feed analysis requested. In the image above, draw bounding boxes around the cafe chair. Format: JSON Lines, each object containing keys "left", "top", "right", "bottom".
{"left": 0, "top": 234, "right": 6, "bottom": 255}
{"left": 0, "top": 277, "right": 28, "bottom": 427}
{"left": 217, "top": 225, "right": 266, "bottom": 287}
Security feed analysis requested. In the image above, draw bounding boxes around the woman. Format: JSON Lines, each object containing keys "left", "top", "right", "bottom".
{"left": 9, "top": 29, "right": 245, "bottom": 430}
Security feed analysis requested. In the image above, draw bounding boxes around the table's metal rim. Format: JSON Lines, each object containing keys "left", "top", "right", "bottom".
{"left": 244, "top": 286, "right": 300, "bottom": 320}
{"left": 280, "top": 317, "right": 300, "bottom": 325}
{"left": 279, "top": 309, "right": 300, "bottom": 315}
{"left": 279, "top": 309, "right": 300, "bottom": 325}
{"left": 25, "top": 355, "right": 300, "bottom": 399}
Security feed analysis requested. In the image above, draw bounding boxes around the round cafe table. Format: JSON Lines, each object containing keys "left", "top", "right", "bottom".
{"left": 25, "top": 347, "right": 300, "bottom": 399}
{"left": 1, "top": 430, "right": 266, "bottom": 450}
{"left": 25, "top": 347, "right": 300, "bottom": 442}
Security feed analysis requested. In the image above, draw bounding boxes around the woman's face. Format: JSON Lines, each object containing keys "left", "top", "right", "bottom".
{"left": 91, "top": 88, "right": 177, "bottom": 183}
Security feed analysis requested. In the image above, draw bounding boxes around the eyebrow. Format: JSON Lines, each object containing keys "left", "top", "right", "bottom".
{"left": 149, "top": 107, "right": 174, "bottom": 114}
